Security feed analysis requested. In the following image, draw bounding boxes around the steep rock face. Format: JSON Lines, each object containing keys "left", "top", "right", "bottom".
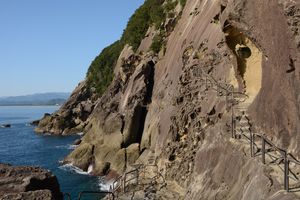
{"left": 65, "top": 46, "right": 156, "bottom": 175}
{"left": 43, "top": 0, "right": 300, "bottom": 199}
{"left": 0, "top": 164, "right": 63, "bottom": 200}
{"left": 35, "top": 80, "right": 97, "bottom": 135}
{"left": 137, "top": 0, "right": 300, "bottom": 199}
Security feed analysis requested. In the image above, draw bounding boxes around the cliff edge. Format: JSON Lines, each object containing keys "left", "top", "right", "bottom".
{"left": 37, "top": 0, "right": 300, "bottom": 199}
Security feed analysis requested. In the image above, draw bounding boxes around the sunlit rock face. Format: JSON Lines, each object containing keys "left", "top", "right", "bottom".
{"left": 41, "top": 0, "right": 300, "bottom": 199}
{"left": 0, "top": 164, "right": 63, "bottom": 200}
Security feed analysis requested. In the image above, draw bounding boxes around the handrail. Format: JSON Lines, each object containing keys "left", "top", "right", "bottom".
{"left": 197, "top": 67, "right": 248, "bottom": 99}
{"left": 288, "top": 153, "right": 300, "bottom": 165}
{"left": 235, "top": 112, "right": 300, "bottom": 192}
{"left": 200, "top": 66, "right": 300, "bottom": 192}
{"left": 111, "top": 163, "right": 166, "bottom": 196}
{"left": 78, "top": 191, "right": 115, "bottom": 200}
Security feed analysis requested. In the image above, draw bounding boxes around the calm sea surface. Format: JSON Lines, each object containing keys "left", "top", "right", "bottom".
{"left": 0, "top": 106, "right": 105, "bottom": 199}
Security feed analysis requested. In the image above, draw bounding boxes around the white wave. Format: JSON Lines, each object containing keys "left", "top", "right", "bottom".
{"left": 55, "top": 144, "right": 78, "bottom": 150}
{"left": 77, "top": 132, "right": 84, "bottom": 136}
{"left": 87, "top": 164, "right": 93, "bottom": 174}
{"left": 98, "top": 178, "right": 113, "bottom": 192}
{"left": 59, "top": 163, "right": 90, "bottom": 175}
{"left": 67, "top": 145, "right": 78, "bottom": 150}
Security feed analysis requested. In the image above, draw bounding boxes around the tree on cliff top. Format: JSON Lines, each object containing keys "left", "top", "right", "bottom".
{"left": 86, "top": 0, "right": 166, "bottom": 95}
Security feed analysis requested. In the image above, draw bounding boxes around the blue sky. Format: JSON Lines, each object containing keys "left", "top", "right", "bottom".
{"left": 0, "top": 0, "right": 144, "bottom": 97}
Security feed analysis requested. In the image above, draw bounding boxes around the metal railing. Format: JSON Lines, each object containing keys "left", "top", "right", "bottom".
{"left": 234, "top": 108, "right": 300, "bottom": 192}
{"left": 110, "top": 163, "right": 166, "bottom": 197}
{"left": 63, "top": 191, "right": 114, "bottom": 200}
{"left": 78, "top": 191, "right": 115, "bottom": 200}
{"left": 196, "top": 66, "right": 300, "bottom": 192}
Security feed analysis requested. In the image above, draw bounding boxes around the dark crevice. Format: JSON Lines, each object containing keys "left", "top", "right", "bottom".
{"left": 123, "top": 61, "right": 155, "bottom": 148}
{"left": 221, "top": 5, "right": 226, "bottom": 13}
{"left": 286, "top": 56, "right": 296, "bottom": 73}
{"left": 145, "top": 61, "right": 155, "bottom": 104}
{"left": 211, "top": 13, "right": 220, "bottom": 24}
{"left": 120, "top": 114, "right": 126, "bottom": 149}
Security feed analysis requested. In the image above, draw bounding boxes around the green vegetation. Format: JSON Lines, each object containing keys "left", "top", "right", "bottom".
{"left": 86, "top": 41, "right": 122, "bottom": 94}
{"left": 121, "top": 0, "right": 165, "bottom": 50}
{"left": 179, "top": 0, "right": 186, "bottom": 7}
{"left": 86, "top": 0, "right": 168, "bottom": 95}
{"left": 150, "top": 31, "right": 166, "bottom": 54}
{"left": 86, "top": 0, "right": 187, "bottom": 95}
{"left": 164, "top": 0, "right": 178, "bottom": 12}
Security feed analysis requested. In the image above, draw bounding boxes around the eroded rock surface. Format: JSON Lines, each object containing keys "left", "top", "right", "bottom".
{"left": 0, "top": 164, "right": 63, "bottom": 200}
{"left": 39, "top": 0, "right": 300, "bottom": 199}
{"left": 64, "top": 47, "right": 156, "bottom": 175}
{"left": 35, "top": 80, "right": 97, "bottom": 135}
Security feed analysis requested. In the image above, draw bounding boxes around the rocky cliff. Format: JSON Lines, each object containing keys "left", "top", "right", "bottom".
{"left": 38, "top": 0, "right": 300, "bottom": 199}
{"left": 35, "top": 80, "right": 97, "bottom": 135}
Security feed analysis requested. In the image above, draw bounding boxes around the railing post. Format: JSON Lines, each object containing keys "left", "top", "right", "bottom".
{"left": 136, "top": 169, "right": 139, "bottom": 186}
{"left": 250, "top": 132, "right": 254, "bottom": 157}
{"left": 231, "top": 92, "right": 235, "bottom": 138}
{"left": 123, "top": 174, "right": 126, "bottom": 193}
{"left": 262, "top": 136, "right": 265, "bottom": 164}
{"left": 284, "top": 152, "right": 289, "bottom": 192}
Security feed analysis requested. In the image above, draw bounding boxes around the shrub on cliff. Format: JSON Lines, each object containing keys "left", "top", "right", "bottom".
{"left": 150, "top": 31, "right": 165, "bottom": 54}
{"left": 86, "top": 0, "right": 166, "bottom": 95}
{"left": 121, "top": 0, "right": 165, "bottom": 50}
{"left": 86, "top": 40, "right": 122, "bottom": 94}
{"left": 180, "top": 0, "right": 186, "bottom": 7}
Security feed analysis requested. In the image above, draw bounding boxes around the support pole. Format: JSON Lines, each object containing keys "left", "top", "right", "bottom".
{"left": 136, "top": 169, "right": 139, "bottom": 186}
{"left": 284, "top": 152, "right": 289, "bottom": 192}
{"left": 262, "top": 136, "right": 265, "bottom": 164}
{"left": 123, "top": 174, "right": 126, "bottom": 193}
{"left": 231, "top": 92, "right": 235, "bottom": 138}
{"left": 250, "top": 132, "right": 254, "bottom": 157}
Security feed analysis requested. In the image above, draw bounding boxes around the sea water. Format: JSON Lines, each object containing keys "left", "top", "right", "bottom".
{"left": 0, "top": 106, "right": 106, "bottom": 199}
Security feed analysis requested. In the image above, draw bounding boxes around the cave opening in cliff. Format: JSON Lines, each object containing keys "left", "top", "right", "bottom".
{"left": 224, "top": 23, "right": 262, "bottom": 103}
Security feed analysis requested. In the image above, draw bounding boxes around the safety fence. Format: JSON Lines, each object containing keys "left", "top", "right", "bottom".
{"left": 195, "top": 66, "right": 300, "bottom": 192}
{"left": 110, "top": 164, "right": 166, "bottom": 198}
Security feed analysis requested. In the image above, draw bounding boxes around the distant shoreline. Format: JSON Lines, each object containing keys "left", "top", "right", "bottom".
{"left": 0, "top": 105, "right": 61, "bottom": 107}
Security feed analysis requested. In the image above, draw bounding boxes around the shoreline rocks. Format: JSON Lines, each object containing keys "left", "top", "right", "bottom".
{"left": 0, "top": 124, "right": 11, "bottom": 128}
{"left": 0, "top": 163, "right": 63, "bottom": 200}
{"left": 35, "top": 81, "right": 97, "bottom": 135}
{"left": 30, "top": 120, "right": 40, "bottom": 126}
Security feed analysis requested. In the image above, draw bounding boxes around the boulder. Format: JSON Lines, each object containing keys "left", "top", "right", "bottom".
{"left": 64, "top": 143, "right": 94, "bottom": 171}
{"left": 0, "top": 164, "right": 63, "bottom": 200}
{"left": 30, "top": 120, "right": 40, "bottom": 126}
{"left": 0, "top": 124, "right": 11, "bottom": 128}
{"left": 73, "top": 139, "right": 82, "bottom": 145}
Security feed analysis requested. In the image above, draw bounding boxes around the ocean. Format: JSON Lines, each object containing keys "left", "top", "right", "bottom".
{"left": 0, "top": 106, "right": 106, "bottom": 199}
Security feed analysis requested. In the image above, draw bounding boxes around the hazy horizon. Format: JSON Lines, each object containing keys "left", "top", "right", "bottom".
{"left": 0, "top": 0, "right": 144, "bottom": 97}
{"left": 0, "top": 92, "right": 70, "bottom": 98}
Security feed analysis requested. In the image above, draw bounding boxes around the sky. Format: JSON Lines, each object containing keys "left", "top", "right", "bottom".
{"left": 0, "top": 0, "right": 145, "bottom": 97}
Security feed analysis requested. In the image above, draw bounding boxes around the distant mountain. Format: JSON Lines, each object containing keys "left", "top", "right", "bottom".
{"left": 0, "top": 92, "right": 70, "bottom": 106}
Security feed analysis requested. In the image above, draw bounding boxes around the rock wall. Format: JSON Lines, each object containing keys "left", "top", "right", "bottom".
{"left": 41, "top": 0, "right": 300, "bottom": 199}
{"left": 64, "top": 46, "right": 157, "bottom": 175}
{"left": 35, "top": 80, "right": 97, "bottom": 135}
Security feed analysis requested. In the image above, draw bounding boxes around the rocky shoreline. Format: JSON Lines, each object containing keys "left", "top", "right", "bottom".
{"left": 32, "top": 0, "right": 300, "bottom": 199}
{"left": 0, "top": 164, "right": 63, "bottom": 200}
